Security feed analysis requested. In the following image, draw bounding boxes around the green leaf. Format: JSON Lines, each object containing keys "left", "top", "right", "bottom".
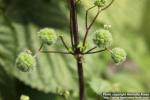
{"left": 110, "top": 73, "right": 144, "bottom": 92}
{"left": 0, "top": 65, "right": 16, "bottom": 100}
{"left": 89, "top": 78, "right": 112, "bottom": 95}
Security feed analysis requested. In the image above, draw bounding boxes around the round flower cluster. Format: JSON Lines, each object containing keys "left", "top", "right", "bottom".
{"left": 94, "top": 0, "right": 107, "bottom": 7}
{"left": 111, "top": 48, "right": 127, "bottom": 64}
{"left": 20, "top": 95, "right": 30, "bottom": 100}
{"left": 93, "top": 28, "right": 126, "bottom": 64}
{"left": 93, "top": 29, "right": 112, "bottom": 48}
{"left": 16, "top": 50, "right": 36, "bottom": 72}
{"left": 38, "top": 28, "right": 58, "bottom": 45}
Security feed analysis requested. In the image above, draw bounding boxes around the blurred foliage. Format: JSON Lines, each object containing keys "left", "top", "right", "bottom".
{"left": 0, "top": 0, "right": 150, "bottom": 100}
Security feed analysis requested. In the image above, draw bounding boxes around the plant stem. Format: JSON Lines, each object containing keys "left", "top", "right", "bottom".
{"left": 38, "top": 43, "right": 44, "bottom": 51}
{"left": 85, "top": 6, "right": 96, "bottom": 29}
{"left": 40, "top": 50, "right": 72, "bottom": 54}
{"left": 83, "top": 8, "right": 101, "bottom": 46}
{"left": 69, "top": 0, "right": 85, "bottom": 100}
{"left": 59, "top": 36, "right": 69, "bottom": 51}
{"left": 69, "top": 0, "right": 79, "bottom": 47}
{"left": 69, "top": 4, "right": 74, "bottom": 48}
{"left": 77, "top": 57, "right": 85, "bottom": 100}
{"left": 83, "top": 0, "right": 115, "bottom": 46}
{"left": 101, "top": 0, "right": 115, "bottom": 11}
{"left": 84, "top": 46, "right": 97, "bottom": 53}
{"left": 84, "top": 48, "right": 106, "bottom": 55}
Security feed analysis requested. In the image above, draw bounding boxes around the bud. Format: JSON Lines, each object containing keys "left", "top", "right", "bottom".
{"left": 38, "top": 28, "right": 57, "bottom": 45}
{"left": 63, "top": 91, "right": 70, "bottom": 99}
{"left": 93, "top": 29, "right": 112, "bottom": 48}
{"left": 104, "top": 24, "right": 111, "bottom": 30}
{"left": 77, "top": 42, "right": 89, "bottom": 52}
{"left": 20, "top": 95, "right": 30, "bottom": 100}
{"left": 94, "top": 0, "right": 107, "bottom": 7}
{"left": 56, "top": 88, "right": 70, "bottom": 99}
{"left": 111, "top": 48, "right": 127, "bottom": 64}
{"left": 16, "top": 50, "right": 36, "bottom": 72}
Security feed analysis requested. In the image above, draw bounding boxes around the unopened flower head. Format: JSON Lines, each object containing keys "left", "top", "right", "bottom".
{"left": 94, "top": 0, "right": 107, "bottom": 7}
{"left": 38, "top": 28, "right": 58, "bottom": 45}
{"left": 104, "top": 24, "right": 111, "bottom": 30}
{"left": 111, "top": 48, "right": 127, "bottom": 64}
{"left": 93, "top": 29, "right": 112, "bottom": 48}
{"left": 16, "top": 50, "right": 36, "bottom": 72}
{"left": 20, "top": 95, "right": 30, "bottom": 100}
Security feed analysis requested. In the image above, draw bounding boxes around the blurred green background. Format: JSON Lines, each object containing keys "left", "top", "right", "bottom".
{"left": 0, "top": 0, "right": 150, "bottom": 100}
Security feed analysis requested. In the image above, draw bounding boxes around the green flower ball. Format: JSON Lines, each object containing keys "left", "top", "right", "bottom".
{"left": 111, "top": 48, "right": 127, "bottom": 64}
{"left": 16, "top": 50, "right": 36, "bottom": 72}
{"left": 94, "top": 0, "right": 107, "bottom": 7}
{"left": 38, "top": 28, "right": 57, "bottom": 45}
{"left": 20, "top": 95, "right": 30, "bottom": 100}
{"left": 93, "top": 29, "right": 112, "bottom": 48}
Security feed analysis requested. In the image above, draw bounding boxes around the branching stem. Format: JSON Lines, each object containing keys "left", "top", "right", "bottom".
{"left": 84, "top": 46, "right": 97, "bottom": 53}
{"left": 38, "top": 0, "right": 115, "bottom": 99}
{"left": 101, "top": 0, "right": 115, "bottom": 11}
{"left": 40, "top": 50, "right": 72, "bottom": 54}
{"left": 69, "top": 0, "right": 85, "bottom": 100}
{"left": 59, "top": 36, "right": 70, "bottom": 51}
{"left": 84, "top": 48, "right": 106, "bottom": 55}
{"left": 38, "top": 43, "right": 44, "bottom": 51}
{"left": 83, "top": 8, "right": 101, "bottom": 46}
{"left": 85, "top": 6, "right": 96, "bottom": 29}
{"left": 83, "top": 0, "right": 115, "bottom": 46}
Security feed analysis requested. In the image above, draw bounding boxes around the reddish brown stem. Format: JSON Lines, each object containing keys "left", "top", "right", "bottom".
{"left": 77, "top": 58, "right": 85, "bottom": 100}
{"left": 69, "top": 0, "right": 85, "bottom": 100}
{"left": 85, "top": 6, "right": 96, "bottom": 29}
{"left": 83, "top": 8, "right": 101, "bottom": 46}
